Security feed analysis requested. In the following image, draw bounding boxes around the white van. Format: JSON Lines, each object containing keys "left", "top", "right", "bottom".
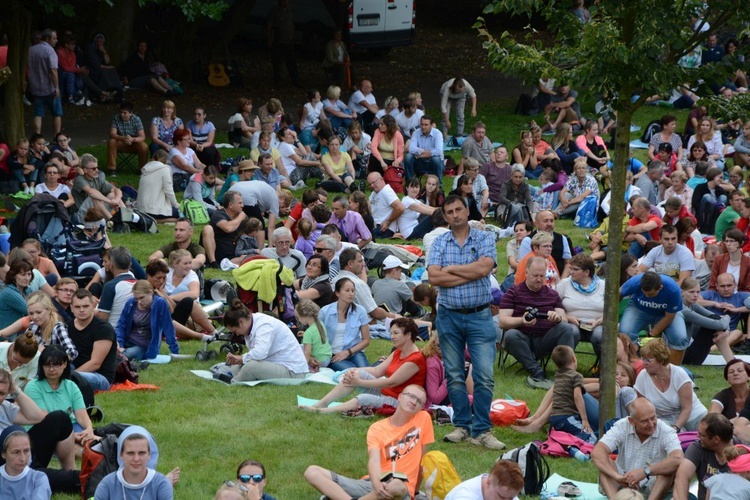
{"left": 347, "top": 0, "right": 415, "bottom": 50}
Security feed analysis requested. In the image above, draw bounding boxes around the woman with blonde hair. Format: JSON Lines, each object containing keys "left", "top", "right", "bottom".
{"left": 166, "top": 249, "right": 200, "bottom": 302}
{"left": 115, "top": 280, "right": 179, "bottom": 361}
{"left": 149, "top": 99, "right": 183, "bottom": 155}
{"left": 550, "top": 123, "right": 584, "bottom": 174}
{"left": 688, "top": 117, "right": 728, "bottom": 169}
{"left": 0, "top": 291, "right": 77, "bottom": 360}
{"left": 323, "top": 85, "right": 356, "bottom": 130}
{"left": 704, "top": 444, "right": 750, "bottom": 498}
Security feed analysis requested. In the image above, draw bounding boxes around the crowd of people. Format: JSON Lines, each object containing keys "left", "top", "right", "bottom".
{"left": 6, "top": 11, "right": 750, "bottom": 499}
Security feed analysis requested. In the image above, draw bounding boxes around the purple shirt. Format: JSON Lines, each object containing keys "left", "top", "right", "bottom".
{"left": 498, "top": 282, "right": 563, "bottom": 338}
{"left": 479, "top": 162, "right": 511, "bottom": 204}
{"left": 28, "top": 41, "right": 58, "bottom": 96}
{"left": 329, "top": 210, "right": 372, "bottom": 244}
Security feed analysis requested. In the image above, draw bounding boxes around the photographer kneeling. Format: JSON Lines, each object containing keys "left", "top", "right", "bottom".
{"left": 498, "top": 256, "right": 579, "bottom": 390}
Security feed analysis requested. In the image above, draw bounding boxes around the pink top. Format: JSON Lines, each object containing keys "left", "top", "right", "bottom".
{"left": 424, "top": 355, "right": 448, "bottom": 407}
{"left": 575, "top": 134, "right": 609, "bottom": 155}
{"left": 370, "top": 129, "right": 405, "bottom": 164}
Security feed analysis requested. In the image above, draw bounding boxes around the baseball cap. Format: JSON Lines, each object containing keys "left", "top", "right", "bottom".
{"left": 382, "top": 255, "right": 409, "bottom": 270}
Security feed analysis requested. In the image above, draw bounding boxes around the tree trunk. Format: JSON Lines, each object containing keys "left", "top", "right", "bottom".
{"left": 3, "top": 0, "right": 32, "bottom": 143}
{"left": 94, "top": 0, "right": 139, "bottom": 65}
{"left": 599, "top": 101, "right": 634, "bottom": 434}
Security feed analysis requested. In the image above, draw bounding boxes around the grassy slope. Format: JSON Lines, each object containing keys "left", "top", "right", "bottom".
{"left": 49, "top": 101, "right": 727, "bottom": 499}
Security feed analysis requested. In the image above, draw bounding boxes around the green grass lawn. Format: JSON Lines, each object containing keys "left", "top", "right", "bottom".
{"left": 45, "top": 102, "right": 729, "bottom": 499}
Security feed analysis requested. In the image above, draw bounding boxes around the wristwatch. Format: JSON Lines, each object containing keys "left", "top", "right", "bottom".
{"left": 643, "top": 466, "right": 651, "bottom": 479}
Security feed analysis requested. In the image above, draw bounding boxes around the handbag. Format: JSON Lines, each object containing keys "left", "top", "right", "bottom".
{"left": 383, "top": 165, "right": 405, "bottom": 194}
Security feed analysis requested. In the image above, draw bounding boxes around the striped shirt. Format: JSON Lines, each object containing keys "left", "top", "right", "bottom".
{"left": 427, "top": 228, "right": 496, "bottom": 309}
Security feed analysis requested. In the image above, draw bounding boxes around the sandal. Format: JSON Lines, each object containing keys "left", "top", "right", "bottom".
{"left": 557, "top": 481, "right": 582, "bottom": 497}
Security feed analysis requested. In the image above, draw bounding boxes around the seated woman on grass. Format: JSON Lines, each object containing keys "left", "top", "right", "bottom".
{"left": 115, "top": 280, "right": 179, "bottom": 362}
{"left": 300, "top": 318, "right": 426, "bottom": 413}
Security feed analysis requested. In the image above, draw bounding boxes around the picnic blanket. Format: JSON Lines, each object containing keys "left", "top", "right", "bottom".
{"left": 629, "top": 139, "right": 649, "bottom": 149}
{"left": 704, "top": 354, "right": 750, "bottom": 365}
{"left": 297, "top": 395, "right": 342, "bottom": 408}
{"left": 144, "top": 354, "right": 171, "bottom": 364}
{"left": 189, "top": 367, "right": 341, "bottom": 387}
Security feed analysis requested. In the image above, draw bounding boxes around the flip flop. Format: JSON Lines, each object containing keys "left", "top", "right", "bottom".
{"left": 557, "top": 481, "right": 582, "bottom": 497}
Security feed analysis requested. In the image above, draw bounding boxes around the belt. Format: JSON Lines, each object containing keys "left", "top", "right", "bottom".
{"left": 444, "top": 303, "right": 490, "bottom": 314}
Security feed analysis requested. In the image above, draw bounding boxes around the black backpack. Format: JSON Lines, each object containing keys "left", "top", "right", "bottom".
{"left": 640, "top": 119, "right": 662, "bottom": 143}
{"left": 499, "top": 442, "right": 550, "bottom": 495}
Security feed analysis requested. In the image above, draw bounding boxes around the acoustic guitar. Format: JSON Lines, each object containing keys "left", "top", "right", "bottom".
{"left": 208, "top": 63, "right": 230, "bottom": 87}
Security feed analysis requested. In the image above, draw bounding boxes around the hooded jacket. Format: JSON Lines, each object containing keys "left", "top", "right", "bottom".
{"left": 136, "top": 161, "right": 178, "bottom": 217}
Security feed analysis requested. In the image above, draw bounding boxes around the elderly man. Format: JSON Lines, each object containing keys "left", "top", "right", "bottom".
{"left": 459, "top": 121, "right": 495, "bottom": 175}
{"left": 499, "top": 257, "right": 579, "bottom": 389}
{"left": 72, "top": 153, "right": 124, "bottom": 221}
{"left": 673, "top": 413, "right": 733, "bottom": 500}
{"left": 592, "top": 398, "right": 683, "bottom": 500}
{"left": 635, "top": 160, "right": 665, "bottom": 206}
{"left": 625, "top": 197, "right": 664, "bottom": 258}
{"left": 329, "top": 195, "right": 372, "bottom": 249}
{"left": 202, "top": 190, "right": 247, "bottom": 268}
{"left": 404, "top": 115, "right": 444, "bottom": 181}
{"left": 148, "top": 218, "right": 206, "bottom": 270}
{"left": 637, "top": 224, "right": 695, "bottom": 284}
{"left": 261, "top": 227, "right": 306, "bottom": 279}
{"left": 519, "top": 210, "right": 573, "bottom": 277}
{"left": 28, "top": 29, "right": 61, "bottom": 135}
{"left": 304, "top": 385, "right": 433, "bottom": 500}
{"left": 106, "top": 101, "right": 148, "bottom": 177}
{"left": 314, "top": 234, "right": 340, "bottom": 280}
{"left": 367, "top": 172, "right": 404, "bottom": 239}
{"left": 621, "top": 271, "right": 689, "bottom": 365}
{"left": 427, "top": 195, "right": 503, "bottom": 450}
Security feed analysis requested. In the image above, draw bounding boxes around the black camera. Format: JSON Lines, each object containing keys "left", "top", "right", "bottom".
{"left": 524, "top": 306, "right": 548, "bottom": 322}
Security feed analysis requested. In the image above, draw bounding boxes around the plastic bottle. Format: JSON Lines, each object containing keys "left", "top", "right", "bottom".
{"left": 568, "top": 446, "right": 590, "bottom": 462}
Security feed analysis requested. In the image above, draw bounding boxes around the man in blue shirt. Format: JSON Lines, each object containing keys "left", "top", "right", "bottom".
{"left": 404, "top": 115, "right": 444, "bottom": 182}
{"left": 620, "top": 271, "right": 689, "bottom": 365}
{"left": 428, "top": 195, "right": 503, "bottom": 449}
{"left": 699, "top": 272, "right": 750, "bottom": 350}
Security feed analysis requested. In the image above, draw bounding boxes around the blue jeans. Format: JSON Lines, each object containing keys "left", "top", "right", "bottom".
{"left": 619, "top": 306, "right": 690, "bottom": 350}
{"left": 436, "top": 306, "right": 496, "bottom": 437}
{"left": 59, "top": 70, "right": 84, "bottom": 100}
{"left": 371, "top": 226, "right": 395, "bottom": 239}
{"left": 404, "top": 154, "right": 444, "bottom": 182}
{"left": 627, "top": 231, "right": 653, "bottom": 258}
{"left": 123, "top": 345, "right": 146, "bottom": 361}
{"left": 549, "top": 414, "right": 597, "bottom": 444}
{"left": 329, "top": 350, "right": 370, "bottom": 372}
{"left": 75, "top": 370, "right": 111, "bottom": 391}
{"left": 525, "top": 166, "right": 543, "bottom": 179}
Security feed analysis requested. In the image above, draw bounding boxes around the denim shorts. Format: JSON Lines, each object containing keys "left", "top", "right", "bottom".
{"left": 33, "top": 93, "right": 63, "bottom": 117}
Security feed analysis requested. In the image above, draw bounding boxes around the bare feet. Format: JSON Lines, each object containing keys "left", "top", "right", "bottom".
{"left": 299, "top": 405, "right": 321, "bottom": 412}
{"left": 167, "top": 467, "right": 180, "bottom": 486}
{"left": 512, "top": 422, "right": 546, "bottom": 434}
{"left": 515, "top": 417, "right": 535, "bottom": 426}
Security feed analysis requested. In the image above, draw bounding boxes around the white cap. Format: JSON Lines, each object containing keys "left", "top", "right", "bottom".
{"left": 382, "top": 255, "right": 409, "bottom": 270}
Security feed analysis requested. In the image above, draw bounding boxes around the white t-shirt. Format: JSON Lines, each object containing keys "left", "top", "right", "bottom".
{"left": 395, "top": 109, "right": 424, "bottom": 138}
{"left": 397, "top": 196, "right": 422, "bottom": 238}
{"left": 728, "top": 263, "right": 741, "bottom": 285}
{"left": 634, "top": 364, "right": 707, "bottom": 426}
{"left": 277, "top": 142, "right": 298, "bottom": 177}
{"left": 343, "top": 132, "right": 372, "bottom": 159}
{"left": 369, "top": 184, "right": 399, "bottom": 226}
{"left": 641, "top": 244, "right": 695, "bottom": 282}
{"left": 301, "top": 102, "right": 324, "bottom": 130}
{"left": 445, "top": 474, "right": 519, "bottom": 500}
{"left": 36, "top": 183, "right": 71, "bottom": 198}
{"left": 164, "top": 269, "right": 199, "bottom": 296}
{"left": 168, "top": 147, "right": 196, "bottom": 175}
{"left": 348, "top": 90, "right": 376, "bottom": 114}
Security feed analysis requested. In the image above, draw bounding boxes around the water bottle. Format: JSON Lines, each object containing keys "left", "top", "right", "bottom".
{"left": 569, "top": 446, "right": 590, "bottom": 462}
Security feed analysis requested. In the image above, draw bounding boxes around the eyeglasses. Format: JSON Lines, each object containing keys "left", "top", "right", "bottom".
{"left": 238, "top": 474, "right": 264, "bottom": 483}
{"left": 401, "top": 392, "right": 425, "bottom": 406}
{"left": 314, "top": 247, "right": 330, "bottom": 252}
{"left": 85, "top": 166, "right": 99, "bottom": 171}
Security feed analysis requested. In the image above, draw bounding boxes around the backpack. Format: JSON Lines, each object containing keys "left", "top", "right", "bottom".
{"left": 70, "top": 371, "right": 104, "bottom": 422}
{"left": 80, "top": 434, "right": 120, "bottom": 499}
{"left": 640, "top": 119, "right": 662, "bottom": 143}
{"left": 499, "top": 442, "right": 550, "bottom": 495}
{"left": 120, "top": 185, "right": 138, "bottom": 204}
{"left": 181, "top": 198, "right": 210, "bottom": 225}
{"left": 421, "top": 451, "right": 461, "bottom": 500}
{"left": 125, "top": 209, "right": 158, "bottom": 234}
{"left": 113, "top": 351, "right": 139, "bottom": 384}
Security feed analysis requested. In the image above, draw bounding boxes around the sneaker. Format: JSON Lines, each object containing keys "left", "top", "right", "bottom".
{"left": 23, "top": 96, "right": 31, "bottom": 106}
{"left": 107, "top": 170, "right": 117, "bottom": 177}
{"left": 85, "top": 98, "right": 92, "bottom": 107}
{"left": 526, "top": 375, "right": 554, "bottom": 390}
{"left": 75, "top": 96, "right": 86, "bottom": 106}
{"left": 558, "top": 481, "right": 583, "bottom": 497}
{"left": 469, "top": 431, "right": 506, "bottom": 450}
{"left": 291, "top": 180, "right": 307, "bottom": 190}
{"left": 443, "top": 427, "right": 471, "bottom": 443}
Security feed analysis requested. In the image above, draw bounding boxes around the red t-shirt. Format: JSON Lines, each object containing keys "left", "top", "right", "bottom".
{"left": 287, "top": 202, "right": 303, "bottom": 240}
{"left": 628, "top": 214, "right": 663, "bottom": 241}
{"left": 382, "top": 348, "right": 427, "bottom": 399}
{"left": 737, "top": 218, "right": 750, "bottom": 252}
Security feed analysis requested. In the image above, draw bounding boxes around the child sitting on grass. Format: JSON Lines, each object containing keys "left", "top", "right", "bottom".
{"left": 295, "top": 299, "right": 331, "bottom": 372}
{"left": 235, "top": 218, "right": 263, "bottom": 258}
{"left": 549, "top": 345, "right": 596, "bottom": 444}
{"left": 536, "top": 168, "right": 558, "bottom": 211}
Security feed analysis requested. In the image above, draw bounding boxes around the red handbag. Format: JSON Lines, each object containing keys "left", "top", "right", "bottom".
{"left": 383, "top": 165, "right": 405, "bottom": 194}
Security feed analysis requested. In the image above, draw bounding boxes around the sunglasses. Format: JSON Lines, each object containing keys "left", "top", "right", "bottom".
{"left": 239, "top": 474, "right": 264, "bottom": 483}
